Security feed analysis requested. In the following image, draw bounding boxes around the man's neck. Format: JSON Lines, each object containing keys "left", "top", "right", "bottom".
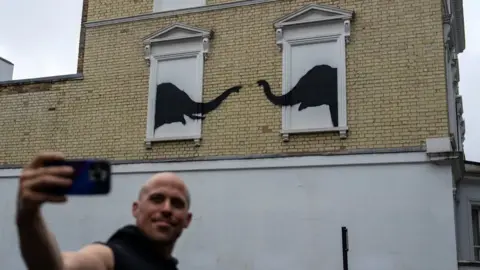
{"left": 153, "top": 243, "right": 174, "bottom": 259}
{"left": 133, "top": 225, "right": 176, "bottom": 261}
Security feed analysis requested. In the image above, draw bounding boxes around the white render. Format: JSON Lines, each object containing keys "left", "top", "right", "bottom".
{"left": 0, "top": 151, "right": 458, "bottom": 270}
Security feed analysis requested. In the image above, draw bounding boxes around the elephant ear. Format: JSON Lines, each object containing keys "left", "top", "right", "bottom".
{"left": 180, "top": 115, "right": 187, "bottom": 125}
{"left": 298, "top": 102, "right": 309, "bottom": 111}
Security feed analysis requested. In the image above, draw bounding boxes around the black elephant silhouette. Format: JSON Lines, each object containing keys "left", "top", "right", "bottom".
{"left": 257, "top": 64, "right": 339, "bottom": 127}
{"left": 154, "top": 82, "right": 242, "bottom": 130}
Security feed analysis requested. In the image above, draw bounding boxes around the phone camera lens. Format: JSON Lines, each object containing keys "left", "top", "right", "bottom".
{"left": 89, "top": 164, "right": 106, "bottom": 182}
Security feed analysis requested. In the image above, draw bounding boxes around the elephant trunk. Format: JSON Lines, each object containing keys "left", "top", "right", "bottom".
{"left": 257, "top": 80, "right": 295, "bottom": 106}
{"left": 197, "top": 86, "right": 241, "bottom": 115}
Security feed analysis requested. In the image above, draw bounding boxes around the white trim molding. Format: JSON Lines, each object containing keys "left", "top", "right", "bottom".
{"left": 143, "top": 23, "right": 213, "bottom": 148}
{"left": 0, "top": 151, "right": 432, "bottom": 179}
{"left": 143, "top": 23, "right": 212, "bottom": 66}
{"left": 273, "top": 3, "right": 353, "bottom": 38}
{"left": 273, "top": 4, "right": 353, "bottom": 140}
{"left": 456, "top": 95, "right": 466, "bottom": 144}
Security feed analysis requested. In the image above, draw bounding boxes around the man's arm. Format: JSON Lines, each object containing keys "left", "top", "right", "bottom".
{"left": 16, "top": 212, "right": 64, "bottom": 270}
{"left": 17, "top": 212, "right": 113, "bottom": 270}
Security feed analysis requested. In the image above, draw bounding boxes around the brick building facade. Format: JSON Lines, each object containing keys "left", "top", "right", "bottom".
{"left": 0, "top": 0, "right": 461, "bottom": 165}
{"left": 1, "top": 1, "right": 478, "bottom": 270}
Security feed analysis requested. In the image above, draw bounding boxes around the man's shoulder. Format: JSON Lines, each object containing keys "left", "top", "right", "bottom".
{"left": 79, "top": 243, "right": 114, "bottom": 254}
{"left": 62, "top": 243, "right": 114, "bottom": 270}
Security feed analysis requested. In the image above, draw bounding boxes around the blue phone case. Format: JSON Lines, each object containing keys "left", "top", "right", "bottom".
{"left": 43, "top": 159, "right": 111, "bottom": 195}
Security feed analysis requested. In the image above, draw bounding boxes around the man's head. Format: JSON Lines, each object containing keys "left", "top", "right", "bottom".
{"left": 132, "top": 172, "right": 192, "bottom": 245}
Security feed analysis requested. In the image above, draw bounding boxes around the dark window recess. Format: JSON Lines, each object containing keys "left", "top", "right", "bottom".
{"left": 472, "top": 207, "right": 480, "bottom": 261}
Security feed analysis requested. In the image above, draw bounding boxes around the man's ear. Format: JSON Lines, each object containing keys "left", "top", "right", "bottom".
{"left": 132, "top": 201, "right": 139, "bottom": 219}
{"left": 184, "top": 212, "right": 193, "bottom": 229}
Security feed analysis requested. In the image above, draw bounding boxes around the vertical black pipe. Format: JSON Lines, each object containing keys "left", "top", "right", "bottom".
{"left": 342, "top": 226, "right": 349, "bottom": 270}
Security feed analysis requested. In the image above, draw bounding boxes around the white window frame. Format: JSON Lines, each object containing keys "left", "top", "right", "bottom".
{"left": 153, "top": 0, "right": 206, "bottom": 13}
{"left": 143, "top": 23, "right": 211, "bottom": 148}
{"left": 272, "top": 4, "right": 353, "bottom": 141}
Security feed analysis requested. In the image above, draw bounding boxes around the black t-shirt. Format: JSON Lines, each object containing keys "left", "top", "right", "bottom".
{"left": 97, "top": 225, "right": 179, "bottom": 270}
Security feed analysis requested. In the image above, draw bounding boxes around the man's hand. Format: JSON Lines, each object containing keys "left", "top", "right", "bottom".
{"left": 16, "top": 152, "right": 73, "bottom": 221}
{"left": 16, "top": 152, "right": 114, "bottom": 270}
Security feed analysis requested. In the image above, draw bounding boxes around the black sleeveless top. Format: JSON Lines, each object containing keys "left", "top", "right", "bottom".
{"left": 98, "top": 225, "right": 179, "bottom": 270}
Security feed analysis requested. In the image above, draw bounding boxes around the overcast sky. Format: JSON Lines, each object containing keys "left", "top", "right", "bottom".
{"left": 0, "top": 1, "right": 478, "bottom": 161}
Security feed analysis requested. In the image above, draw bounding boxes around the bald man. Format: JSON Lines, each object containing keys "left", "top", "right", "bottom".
{"left": 15, "top": 152, "right": 193, "bottom": 270}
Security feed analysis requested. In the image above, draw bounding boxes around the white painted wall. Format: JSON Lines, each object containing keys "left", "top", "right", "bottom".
{"left": 0, "top": 57, "right": 14, "bottom": 81}
{"left": 0, "top": 153, "right": 457, "bottom": 270}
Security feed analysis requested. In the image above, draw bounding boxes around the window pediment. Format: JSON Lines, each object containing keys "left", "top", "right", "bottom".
{"left": 143, "top": 23, "right": 212, "bottom": 45}
{"left": 274, "top": 4, "right": 354, "bottom": 29}
{"left": 143, "top": 23, "right": 212, "bottom": 66}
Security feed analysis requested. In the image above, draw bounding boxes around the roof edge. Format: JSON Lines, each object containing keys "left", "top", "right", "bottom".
{"left": 0, "top": 73, "right": 83, "bottom": 87}
{"left": 465, "top": 160, "right": 480, "bottom": 175}
{"left": 0, "top": 57, "right": 14, "bottom": 66}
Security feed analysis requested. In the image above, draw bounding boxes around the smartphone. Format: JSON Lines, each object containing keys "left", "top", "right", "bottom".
{"left": 43, "top": 159, "right": 111, "bottom": 195}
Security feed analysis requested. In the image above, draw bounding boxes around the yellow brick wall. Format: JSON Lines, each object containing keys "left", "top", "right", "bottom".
{"left": 0, "top": 0, "right": 448, "bottom": 165}
{"left": 207, "top": 0, "right": 238, "bottom": 4}
{"left": 87, "top": 0, "right": 151, "bottom": 22}
{"left": 87, "top": 0, "right": 243, "bottom": 22}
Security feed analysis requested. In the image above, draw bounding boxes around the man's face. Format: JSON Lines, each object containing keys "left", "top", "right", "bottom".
{"left": 132, "top": 175, "right": 192, "bottom": 244}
